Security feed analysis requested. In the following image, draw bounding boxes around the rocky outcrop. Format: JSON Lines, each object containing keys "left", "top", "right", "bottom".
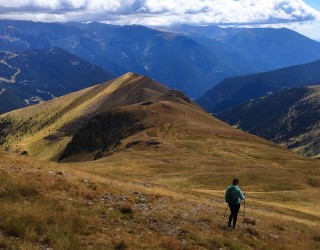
{"left": 59, "top": 111, "right": 146, "bottom": 161}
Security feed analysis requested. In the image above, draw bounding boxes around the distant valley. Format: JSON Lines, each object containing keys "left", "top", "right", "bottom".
{"left": 0, "top": 47, "right": 112, "bottom": 114}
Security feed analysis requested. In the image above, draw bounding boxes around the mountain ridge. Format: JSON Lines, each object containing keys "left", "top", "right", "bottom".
{"left": 164, "top": 25, "right": 320, "bottom": 72}
{"left": 217, "top": 85, "right": 320, "bottom": 158}
{"left": 0, "top": 72, "right": 290, "bottom": 163}
{"left": 0, "top": 47, "right": 113, "bottom": 114}
{"left": 0, "top": 73, "right": 172, "bottom": 160}
{"left": 197, "top": 59, "right": 320, "bottom": 113}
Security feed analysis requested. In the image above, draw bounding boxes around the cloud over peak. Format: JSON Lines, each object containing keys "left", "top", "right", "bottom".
{"left": 0, "top": 0, "right": 319, "bottom": 26}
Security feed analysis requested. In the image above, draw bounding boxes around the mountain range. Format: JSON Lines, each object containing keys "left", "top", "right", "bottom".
{"left": 197, "top": 59, "right": 320, "bottom": 113}
{"left": 0, "top": 47, "right": 113, "bottom": 114}
{"left": 217, "top": 85, "right": 320, "bottom": 158}
{"left": 165, "top": 24, "right": 320, "bottom": 72}
{"left": 2, "top": 21, "right": 320, "bottom": 98}
{"left": 0, "top": 20, "right": 251, "bottom": 98}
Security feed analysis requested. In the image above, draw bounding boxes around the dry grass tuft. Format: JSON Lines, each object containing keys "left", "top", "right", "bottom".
{"left": 273, "top": 224, "right": 285, "bottom": 231}
{"left": 308, "top": 177, "right": 320, "bottom": 187}
{"left": 246, "top": 227, "right": 260, "bottom": 237}
{"left": 243, "top": 217, "right": 256, "bottom": 225}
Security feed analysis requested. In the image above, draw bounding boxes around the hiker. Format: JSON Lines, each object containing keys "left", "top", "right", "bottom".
{"left": 224, "top": 178, "right": 245, "bottom": 229}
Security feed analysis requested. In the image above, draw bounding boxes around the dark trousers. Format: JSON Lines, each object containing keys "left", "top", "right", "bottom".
{"left": 228, "top": 203, "right": 240, "bottom": 228}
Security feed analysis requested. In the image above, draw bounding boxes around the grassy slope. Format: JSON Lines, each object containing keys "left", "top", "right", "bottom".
{"left": 0, "top": 151, "right": 319, "bottom": 250}
{"left": 0, "top": 73, "right": 319, "bottom": 249}
{"left": 0, "top": 73, "right": 168, "bottom": 161}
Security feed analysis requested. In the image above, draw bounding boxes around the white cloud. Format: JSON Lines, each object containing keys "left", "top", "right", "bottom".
{"left": 0, "top": 0, "right": 319, "bottom": 26}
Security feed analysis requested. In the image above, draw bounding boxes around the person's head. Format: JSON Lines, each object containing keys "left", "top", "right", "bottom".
{"left": 232, "top": 178, "right": 239, "bottom": 186}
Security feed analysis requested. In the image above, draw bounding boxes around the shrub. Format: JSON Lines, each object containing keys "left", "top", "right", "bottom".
{"left": 120, "top": 204, "right": 133, "bottom": 214}
{"left": 114, "top": 240, "right": 127, "bottom": 250}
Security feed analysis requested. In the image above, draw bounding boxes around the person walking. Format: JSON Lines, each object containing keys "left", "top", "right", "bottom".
{"left": 224, "top": 178, "right": 245, "bottom": 229}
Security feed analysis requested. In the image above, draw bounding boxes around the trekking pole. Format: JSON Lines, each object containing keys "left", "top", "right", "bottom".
{"left": 222, "top": 204, "right": 228, "bottom": 225}
{"left": 243, "top": 198, "right": 246, "bottom": 226}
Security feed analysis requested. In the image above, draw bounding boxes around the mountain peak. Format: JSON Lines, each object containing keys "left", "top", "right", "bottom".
{"left": 0, "top": 73, "right": 172, "bottom": 160}
{"left": 120, "top": 72, "right": 142, "bottom": 80}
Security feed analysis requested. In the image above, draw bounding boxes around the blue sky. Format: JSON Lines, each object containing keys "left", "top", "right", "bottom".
{"left": 304, "top": 0, "right": 320, "bottom": 10}
{"left": 0, "top": 0, "right": 320, "bottom": 39}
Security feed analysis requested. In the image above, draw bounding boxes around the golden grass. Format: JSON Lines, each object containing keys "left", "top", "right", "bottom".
{"left": 0, "top": 151, "right": 319, "bottom": 249}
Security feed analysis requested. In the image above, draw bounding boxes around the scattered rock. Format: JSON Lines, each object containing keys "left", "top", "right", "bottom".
{"left": 99, "top": 214, "right": 107, "bottom": 220}
{"left": 181, "top": 213, "right": 189, "bottom": 219}
{"left": 119, "top": 195, "right": 128, "bottom": 201}
{"left": 243, "top": 217, "right": 257, "bottom": 225}
{"left": 198, "top": 217, "right": 211, "bottom": 224}
{"left": 164, "top": 89, "right": 192, "bottom": 103}
{"left": 125, "top": 140, "right": 143, "bottom": 149}
{"left": 85, "top": 201, "right": 93, "bottom": 206}
{"left": 20, "top": 151, "right": 29, "bottom": 156}
{"left": 140, "top": 101, "right": 153, "bottom": 106}
{"left": 268, "top": 233, "right": 280, "bottom": 240}
{"left": 48, "top": 170, "right": 54, "bottom": 175}
{"left": 147, "top": 140, "right": 161, "bottom": 146}
{"left": 142, "top": 183, "right": 152, "bottom": 188}
{"left": 178, "top": 229, "right": 191, "bottom": 237}
{"left": 134, "top": 203, "right": 151, "bottom": 211}
{"left": 246, "top": 227, "right": 259, "bottom": 237}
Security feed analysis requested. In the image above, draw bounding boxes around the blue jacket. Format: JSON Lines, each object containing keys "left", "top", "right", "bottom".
{"left": 225, "top": 185, "right": 245, "bottom": 204}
